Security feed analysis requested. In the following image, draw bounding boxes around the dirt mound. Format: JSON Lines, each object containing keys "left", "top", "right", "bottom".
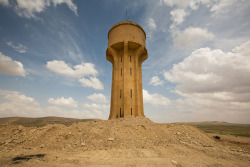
{"left": 0, "top": 117, "right": 249, "bottom": 167}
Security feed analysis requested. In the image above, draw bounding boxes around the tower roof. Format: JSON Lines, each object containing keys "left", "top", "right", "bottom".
{"left": 108, "top": 21, "right": 146, "bottom": 39}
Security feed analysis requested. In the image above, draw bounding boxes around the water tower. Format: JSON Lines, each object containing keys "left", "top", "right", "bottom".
{"left": 106, "top": 21, "right": 148, "bottom": 119}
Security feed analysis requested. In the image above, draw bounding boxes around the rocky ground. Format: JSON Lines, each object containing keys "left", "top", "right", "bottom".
{"left": 0, "top": 117, "right": 249, "bottom": 167}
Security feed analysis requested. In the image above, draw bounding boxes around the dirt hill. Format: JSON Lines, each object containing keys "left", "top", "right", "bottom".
{"left": 0, "top": 117, "right": 249, "bottom": 166}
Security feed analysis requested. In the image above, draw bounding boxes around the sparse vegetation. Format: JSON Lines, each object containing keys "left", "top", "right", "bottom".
{"left": 190, "top": 123, "right": 250, "bottom": 138}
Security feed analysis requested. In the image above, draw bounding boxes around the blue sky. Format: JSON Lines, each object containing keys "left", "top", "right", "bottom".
{"left": 0, "top": 0, "right": 250, "bottom": 123}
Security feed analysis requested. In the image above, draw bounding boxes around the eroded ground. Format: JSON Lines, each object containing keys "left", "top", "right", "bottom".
{"left": 0, "top": 117, "right": 249, "bottom": 167}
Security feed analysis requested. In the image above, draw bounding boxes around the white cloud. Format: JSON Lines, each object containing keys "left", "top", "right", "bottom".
{"left": 0, "top": 0, "right": 9, "bottom": 6}
{"left": 170, "top": 8, "right": 188, "bottom": 25}
{"left": 87, "top": 93, "right": 107, "bottom": 102}
{"left": 164, "top": 41, "right": 250, "bottom": 115}
{"left": 0, "top": 52, "right": 26, "bottom": 77}
{"left": 162, "top": 0, "right": 238, "bottom": 29}
{"left": 0, "top": 0, "right": 77, "bottom": 19}
{"left": 79, "top": 77, "right": 104, "bottom": 90}
{"left": 0, "top": 90, "right": 41, "bottom": 117}
{"left": 82, "top": 103, "right": 109, "bottom": 119}
{"left": 46, "top": 60, "right": 103, "bottom": 90}
{"left": 46, "top": 60, "right": 98, "bottom": 78}
{"left": 149, "top": 76, "right": 163, "bottom": 86}
{"left": 172, "top": 27, "right": 214, "bottom": 48}
{"left": 48, "top": 97, "right": 78, "bottom": 108}
{"left": 83, "top": 103, "right": 109, "bottom": 110}
{"left": 143, "top": 89, "right": 170, "bottom": 106}
{"left": 6, "top": 42, "right": 27, "bottom": 53}
{"left": 161, "top": 0, "right": 200, "bottom": 10}
{"left": 148, "top": 17, "right": 157, "bottom": 30}
{"left": 210, "top": 0, "right": 237, "bottom": 16}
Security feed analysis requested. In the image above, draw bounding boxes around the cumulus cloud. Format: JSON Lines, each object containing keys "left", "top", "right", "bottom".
{"left": 48, "top": 97, "right": 78, "bottom": 108}
{"left": 46, "top": 60, "right": 103, "bottom": 90}
{"left": 0, "top": 0, "right": 77, "bottom": 19}
{"left": 149, "top": 76, "right": 163, "bottom": 86}
{"left": 143, "top": 89, "right": 170, "bottom": 106}
{"left": 148, "top": 17, "right": 157, "bottom": 30}
{"left": 170, "top": 8, "right": 188, "bottom": 25}
{"left": 79, "top": 77, "right": 104, "bottom": 90}
{"left": 162, "top": 0, "right": 237, "bottom": 14}
{"left": 83, "top": 103, "right": 109, "bottom": 110}
{"left": 0, "top": 90, "right": 41, "bottom": 117}
{"left": 83, "top": 103, "right": 109, "bottom": 119}
{"left": 161, "top": 0, "right": 238, "bottom": 29}
{"left": 46, "top": 60, "right": 98, "bottom": 78}
{"left": 161, "top": 0, "right": 200, "bottom": 10}
{"left": 164, "top": 41, "right": 250, "bottom": 115}
{"left": 87, "top": 93, "right": 107, "bottom": 102}
{"left": 6, "top": 42, "right": 27, "bottom": 53}
{"left": 210, "top": 0, "right": 237, "bottom": 16}
{"left": 0, "top": 52, "right": 26, "bottom": 77}
{"left": 0, "top": 0, "right": 9, "bottom": 6}
{"left": 172, "top": 27, "right": 214, "bottom": 48}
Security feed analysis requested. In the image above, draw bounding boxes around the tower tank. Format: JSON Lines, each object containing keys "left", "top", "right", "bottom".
{"left": 106, "top": 21, "right": 148, "bottom": 119}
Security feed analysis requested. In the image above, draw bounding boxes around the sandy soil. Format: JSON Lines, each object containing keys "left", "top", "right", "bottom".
{"left": 0, "top": 117, "right": 249, "bottom": 167}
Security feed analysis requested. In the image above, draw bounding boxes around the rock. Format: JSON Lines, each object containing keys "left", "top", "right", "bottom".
{"left": 108, "top": 138, "right": 115, "bottom": 141}
{"left": 177, "top": 132, "right": 181, "bottom": 135}
{"left": 81, "top": 141, "right": 86, "bottom": 146}
{"left": 40, "top": 144, "right": 45, "bottom": 148}
{"left": 171, "top": 160, "right": 178, "bottom": 165}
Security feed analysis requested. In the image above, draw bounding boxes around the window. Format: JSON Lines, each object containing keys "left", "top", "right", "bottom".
{"left": 131, "top": 89, "right": 132, "bottom": 98}
{"left": 120, "top": 89, "right": 122, "bottom": 98}
{"left": 131, "top": 108, "right": 132, "bottom": 115}
{"left": 130, "top": 68, "right": 132, "bottom": 75}
{"left": 121, "top": 68, "right": 122, "bottom": 76}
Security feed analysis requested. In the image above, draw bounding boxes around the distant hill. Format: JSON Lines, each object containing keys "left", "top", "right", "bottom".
{"left": 0, "top": 116, "right": 101, "bottom": 127}
{"left": 185, "top": 121, "right": 237, "bottom": 125}
{"left": 185, "top": 121, "right": 250, "bottom": 137}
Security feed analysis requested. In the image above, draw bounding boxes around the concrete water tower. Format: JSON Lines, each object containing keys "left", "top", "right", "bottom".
{"left": 106, "top": 21, "right": 148, "bottom": 119}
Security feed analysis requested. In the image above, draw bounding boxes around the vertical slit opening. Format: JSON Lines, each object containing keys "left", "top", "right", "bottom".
{"left": 130, "top": 68, "right": 132, "bottom": 75}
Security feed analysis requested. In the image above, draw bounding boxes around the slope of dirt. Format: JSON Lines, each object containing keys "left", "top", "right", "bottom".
{"left": 0, "top": 116, "right": 99, "bottom": 127}
{"left": 0, "top": 117, "right": 249, "bottom": 167}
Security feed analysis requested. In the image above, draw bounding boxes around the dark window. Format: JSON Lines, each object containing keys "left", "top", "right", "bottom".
{"left": 131, "top": 89, "right": 132, "bottom": 98}
{"left": 130, "top": 68, "right": 132, "bottom": 75}
{"left": 131, "top": 108, "right": 132, "bottom": 115}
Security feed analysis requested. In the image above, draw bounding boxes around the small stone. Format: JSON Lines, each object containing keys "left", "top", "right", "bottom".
{"left": 171, "top": 160, "right": 178, "bottom": 165}
{"left": 81, "top": 142, "right": 86, "bottom": 146}
{"left": 18, "top": 125, "right": 23, "bottom": 131}
{"left": 108, "top": 138, "right": 115, "bottom": 141}
{"left": 177, "top": 132, "right": 181, "bottom": 135}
